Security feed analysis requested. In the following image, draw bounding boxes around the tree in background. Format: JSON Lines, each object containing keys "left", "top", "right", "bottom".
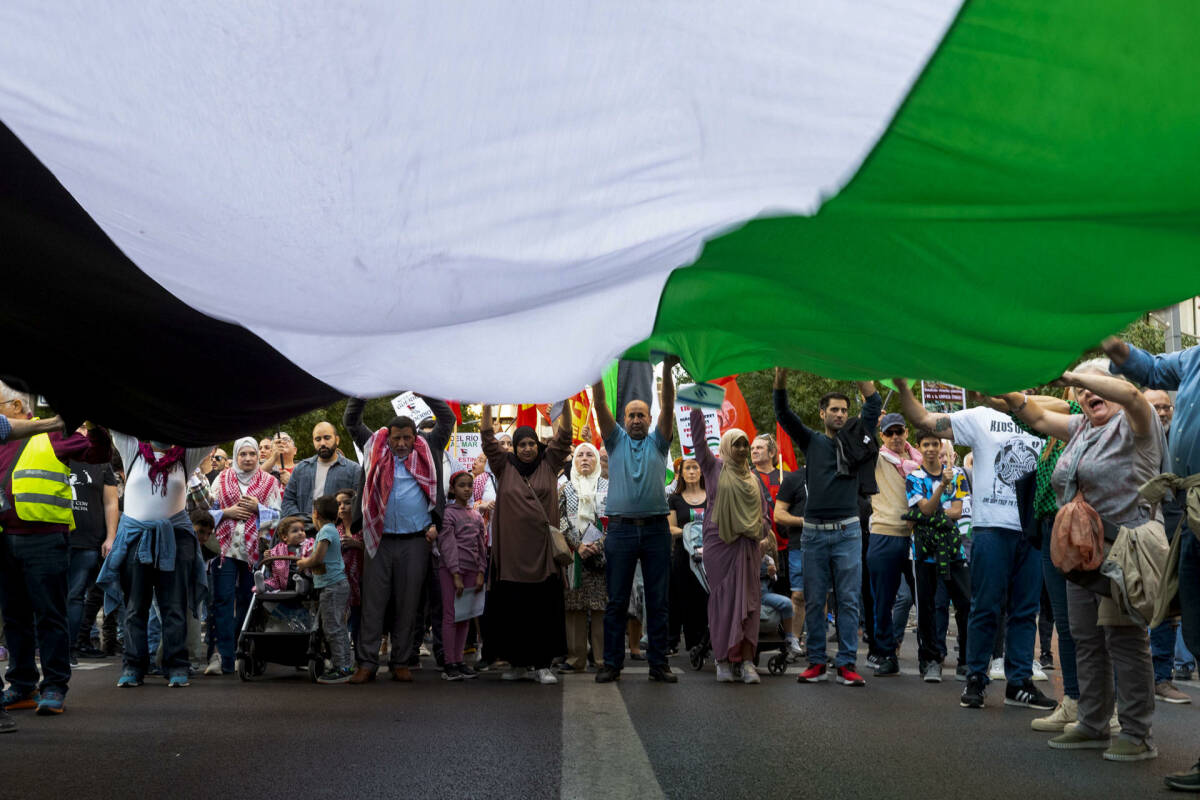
{"left": 219, "top": 317, "right": 1192, "bottom": 463}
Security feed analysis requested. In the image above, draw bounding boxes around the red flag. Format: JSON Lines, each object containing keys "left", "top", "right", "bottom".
{"left": 777, "top": 422, "right": 798, "bottom": 471}
{"left": 448, "top": 401, "right": 463, "bottom": 425}
{"left": 710, "top": 375, "right": 757, "bottom": 439}
{"left": 515, "top": 404, "right": 539, "bottom": 429}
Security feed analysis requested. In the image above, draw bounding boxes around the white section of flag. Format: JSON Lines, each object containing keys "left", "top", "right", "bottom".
{"left": 0, "top": 1, "right": 963, "bottom": 401}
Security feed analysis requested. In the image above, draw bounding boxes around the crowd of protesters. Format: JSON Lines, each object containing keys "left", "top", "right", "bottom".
{"left": 1, "top": 334, "right": 1199, "bottom": 790}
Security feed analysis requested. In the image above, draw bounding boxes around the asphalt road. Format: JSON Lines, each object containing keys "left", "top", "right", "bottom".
{"left": 3, "top": 641, "right": 1199, "bottom": 800}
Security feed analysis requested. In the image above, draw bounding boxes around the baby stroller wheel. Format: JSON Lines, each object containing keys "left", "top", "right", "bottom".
{"left": 767, "top": 653, "right": 787, "bottom": 676}
{"left": 236, "top": 657, "right": 254, "bottom": 682}
{"left": 308, "top": 657, "right": 323, "bottom": 683}
{"left": 689, "top": 645, "right": 706, "bottom": 671}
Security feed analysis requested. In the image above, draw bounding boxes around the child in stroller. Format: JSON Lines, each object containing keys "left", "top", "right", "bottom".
{"left": 760, "top": 554, "right": 804, "bottom": 661}
{"left": 235, "top": 515, "right": 328, "bottom": 682}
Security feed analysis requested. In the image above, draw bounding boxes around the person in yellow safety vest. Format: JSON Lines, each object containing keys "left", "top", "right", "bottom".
{"left": 0, "top": 381, "right": 111, "bottom": 723}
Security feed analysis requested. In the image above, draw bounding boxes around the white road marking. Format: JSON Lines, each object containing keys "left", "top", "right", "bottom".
{"left": 560, "top": 678, "right": 666, "bottom": 800}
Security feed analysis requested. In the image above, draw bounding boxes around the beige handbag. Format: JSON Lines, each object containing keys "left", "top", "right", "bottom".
{"left": 522, "top": 474, "right": 573, "bottom": 567}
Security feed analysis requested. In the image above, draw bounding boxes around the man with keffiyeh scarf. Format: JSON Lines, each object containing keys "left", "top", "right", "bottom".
{"left": 343, "top": 394, "right": 455, "bottom": 683}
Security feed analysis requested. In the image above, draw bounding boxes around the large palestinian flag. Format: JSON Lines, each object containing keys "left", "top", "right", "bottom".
{"left": 3, "top": 2, "right": 1198, "bottom": 443}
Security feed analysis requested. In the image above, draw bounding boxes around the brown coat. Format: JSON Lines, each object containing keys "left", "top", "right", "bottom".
{"left": 484, "top": 424, "right": 572, "bottom": 583}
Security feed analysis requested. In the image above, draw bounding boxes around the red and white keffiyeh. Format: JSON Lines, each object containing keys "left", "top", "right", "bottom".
{"left": 362, "top": 427, "right": 436, "bottom": 557}
{"left": 213, "top": 467, "right": 280, "bottom": 566}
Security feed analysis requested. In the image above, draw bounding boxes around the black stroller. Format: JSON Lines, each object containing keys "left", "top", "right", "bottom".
{"left": 681, "top": 521, "right": 792, "bottom": 676}
{"left": 235, "top": 554, "right": 330, "bottom": 682}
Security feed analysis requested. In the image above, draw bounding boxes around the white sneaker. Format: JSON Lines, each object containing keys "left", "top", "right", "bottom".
{"left": 501, "top": 667, "right": 526, "bottom": 681}
{"left": 786, "top": 636, "right": 803, "bottom": 657}
{"left": 988, "top": 657, "right": 1005, "bottom": 681}
{"left": 742, "top": 663, "right": 761, "bottom": 684}
{"left": 204, "top": 652, "right": 222, "bottom": 676}
{"left": 1032, "top": 660, "right": 1048, "bottom": 682}
{"left": 716, "top": 661, "right": 734, "bottom": 683}
{"left": 1032, "top": 696, "right": 1078, "bottom": 732}
{"left": 534, "top": 668, "right": 558, "bottom": 685}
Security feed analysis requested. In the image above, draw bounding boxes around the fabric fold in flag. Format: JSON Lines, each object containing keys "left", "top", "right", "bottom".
{"left": 0, "top": 0, "right": 1198, "bottom": 442}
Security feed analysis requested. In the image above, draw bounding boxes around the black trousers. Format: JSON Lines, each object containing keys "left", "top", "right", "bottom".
{"left": 915, "top": 559, "right": 970, "bottom": 668}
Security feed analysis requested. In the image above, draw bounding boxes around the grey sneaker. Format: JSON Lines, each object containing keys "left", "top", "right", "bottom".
{"left": 922, "top": 662, "right": 943, "bottom": 683}
{"left": 1049, "top": 728, "right": 1110, "bottom": 750}
{"left": 1103, "top": 738, "right": 1158, "bottom": 762}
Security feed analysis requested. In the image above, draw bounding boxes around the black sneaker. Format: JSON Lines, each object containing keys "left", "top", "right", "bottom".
{"left": 1040, "top": 652, "right": 1055, "bottom": 670}
{"left": 0, "top": 709, "right": 14, "bottom": 734}
{"left": 440, "top": 664, "right": 464, "bottom": 682}
{"left": 1004, "top": 680, "right": 1056, "bottom": 710}
{"left": 458, "top": 663, "right": 478, "bottom": 679}
{"left": 649, "top": 665, "right": 678, "bottom": 683}
{"left": 1175, "top": 669, "right": 1195, "bottom": 682}
{"left": 76, "top": 645, "right": 106, "bottom": 659}
{"left": 1165, "top": 760, "right": 1200, "bottom": 792}
{"left": 69, "top": 651, "right": 79, "bottom": 667}
{"left": 955, "top": 663, "right": 969, "bottom": 682}
{"left": 866, "top": 653, "right": 883, "bottom": 670}
{"left": 873, "top": 656, "right": 899, "bottom": 677}
{"left": 594, "top": 665, "right": 621, "bottom": 683}
{"left": 960, "top": 674, "right": 986, "bottom": 708}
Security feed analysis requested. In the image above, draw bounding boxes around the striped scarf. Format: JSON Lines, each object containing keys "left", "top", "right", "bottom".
{"left": 362, "top": 428, "right": 436, "bottom": 557}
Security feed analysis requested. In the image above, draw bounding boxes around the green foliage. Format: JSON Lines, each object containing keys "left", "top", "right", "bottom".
{"left": 238, "top": 316, "right": 1193, "bottom": 462}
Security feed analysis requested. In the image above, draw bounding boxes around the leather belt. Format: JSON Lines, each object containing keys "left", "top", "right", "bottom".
{"left": 610, "top": 515, "right": 668, "bottom": 527}
{"left": 805, "top": 516, "right": 859, "bottom": 531}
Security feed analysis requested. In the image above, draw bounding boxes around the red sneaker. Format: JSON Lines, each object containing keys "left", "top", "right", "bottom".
{"left": 797, "top": 663, "right": 828, "bottom": 683}
{"left": 836, "top": 666, "right": 866, "bottom": 686}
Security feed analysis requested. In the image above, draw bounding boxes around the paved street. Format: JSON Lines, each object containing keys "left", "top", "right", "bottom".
{"left": 5, "top": 642, "right": 1199, "bottom": 800}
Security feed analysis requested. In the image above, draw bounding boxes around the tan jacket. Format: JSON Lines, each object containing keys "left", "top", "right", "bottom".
{"left": 1099, "top": 519, "right": 1168, "bottom": 626}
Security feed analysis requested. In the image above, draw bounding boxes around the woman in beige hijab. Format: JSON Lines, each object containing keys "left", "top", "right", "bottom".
{"left": 689, "top": 408, "right": 772, "bottom": 684}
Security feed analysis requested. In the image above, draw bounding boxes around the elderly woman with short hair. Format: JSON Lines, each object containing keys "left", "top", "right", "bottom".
{"left": 1001, "top": 358, "right": 1166, "bottom": 762}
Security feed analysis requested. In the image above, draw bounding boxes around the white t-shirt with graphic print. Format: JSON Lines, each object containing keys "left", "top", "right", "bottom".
{"left": 949, "top": 407, "right": 1042, "bottom": 532}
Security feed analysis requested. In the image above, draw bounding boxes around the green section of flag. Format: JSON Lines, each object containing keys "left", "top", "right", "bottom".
{"left": 602, "top": 360, "right": 619, "bottom": 417}
{"left": 630, "top": 0, "right": 1200, "bottom": 393}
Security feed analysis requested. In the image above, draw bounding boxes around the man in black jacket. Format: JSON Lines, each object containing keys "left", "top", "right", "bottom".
{"left": 343, "top": 395, "right": 455, "bottom": 682}
{"left": 774, "top": 368, "right": 880, "bottom": 687}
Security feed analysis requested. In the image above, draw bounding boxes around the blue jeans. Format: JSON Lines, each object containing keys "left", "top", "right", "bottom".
{"left": 67, "top": 547, "right": 102, "bottom": 648}
{"left": 761, "top": 589, "right": 793, "bottom": 619}
{"left": 1177, "top": 528, "right": 1200, "bottom": 673}
{"left": 119, "top": 530, "right": 196, "bottom": 673}
{"left": 0, "top": 533, "right": 72, "bottom": 695}
{"left": 866, "top": 533, "right": 912, "bottom": 657}
{"left": 209, "top": 557, "right": 253, "bottom": 671}
{"left": 801, "top": 520, "right": 862, "bottom": 667}
{"left": 1177, "top": 627, "right": 1195, "bottom": 672}
{"left": 603, "top": 518, "right": 671, "bottom": 669}
{"left": 1041, "top": 517, "right": 1080, "bottom": 698}
{"left": 966, "top": 527, "right": 1040, "bottom": 683}
{"left": 1151, "top": 618, "right": 1178, "bottom": 684}
{"left": 787, "top": 549, "right": 804, "bottom": 593}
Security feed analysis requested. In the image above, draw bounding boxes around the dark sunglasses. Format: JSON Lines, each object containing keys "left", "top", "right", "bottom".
{"left": 883, "top": 428, "right": 906, "bottom": 436}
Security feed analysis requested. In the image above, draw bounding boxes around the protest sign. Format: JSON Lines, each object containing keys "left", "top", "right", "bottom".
{"left": 390, "top": 391, "right": 434, "bottom": 424}
{"left": 921, "top": 381, "right": 967, "bottom": 413}
{"left": 453, "top": 432, "right": 483, "bottom": 472}
{"left": 675, "top": 390, "right": 720, "bottom": 457}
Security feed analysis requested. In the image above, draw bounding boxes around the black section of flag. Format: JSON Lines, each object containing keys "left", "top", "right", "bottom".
{"left": 0, "top": 121, "right": 341, "bottom": 445}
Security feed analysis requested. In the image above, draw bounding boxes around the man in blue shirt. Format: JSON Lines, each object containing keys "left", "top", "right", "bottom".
{"left": 1104, "top": 337, "right": 1200, "bottom": 791}
{"left": 592, "top": 356, "right": 679, "bottom": 684}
